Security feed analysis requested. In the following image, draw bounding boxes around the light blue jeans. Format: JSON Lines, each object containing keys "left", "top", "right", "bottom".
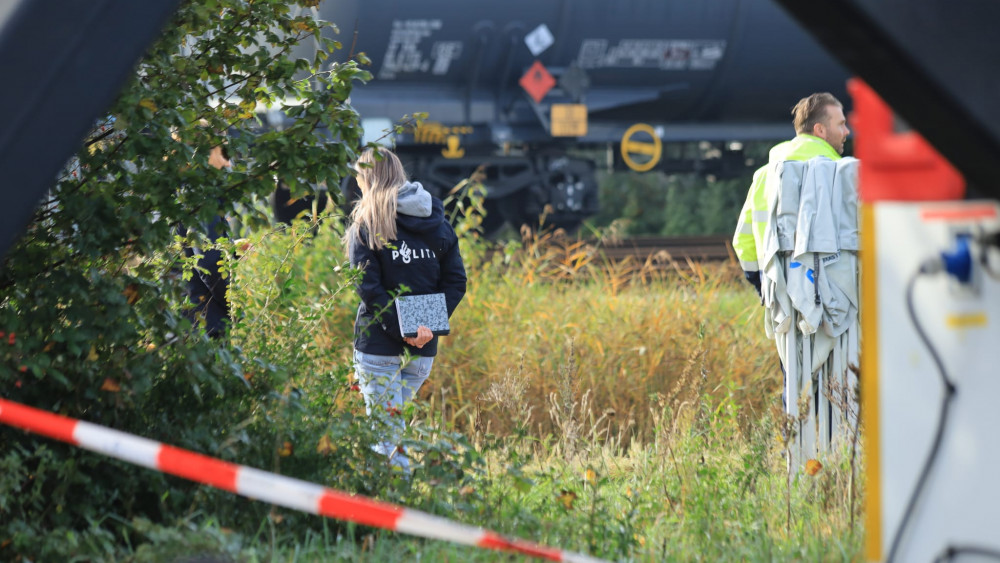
{"left": 353, "top": 350, "right": 434, "bottom": 471}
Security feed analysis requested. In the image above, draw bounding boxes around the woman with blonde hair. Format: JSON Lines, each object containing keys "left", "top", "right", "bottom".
{"left": 345, "top": 146, "right": 466, "bottom": 473}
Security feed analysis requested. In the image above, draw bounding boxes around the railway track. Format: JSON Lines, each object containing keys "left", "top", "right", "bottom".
{"left": 597, "top": 235, "right": 734, "bottom": 263}
{"left": 483, "top": 234, "right": 736, "bottom": 272}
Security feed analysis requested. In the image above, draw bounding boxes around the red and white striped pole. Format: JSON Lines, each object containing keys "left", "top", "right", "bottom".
{"left": 0, "top": 398, "right": 607, "bottom": 563}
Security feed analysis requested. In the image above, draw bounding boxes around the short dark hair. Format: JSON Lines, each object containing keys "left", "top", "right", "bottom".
{"left": 792, "top": 93, "right": 842, "bottom": 135}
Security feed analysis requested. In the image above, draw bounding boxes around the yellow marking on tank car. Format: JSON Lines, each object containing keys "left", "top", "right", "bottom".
{"left": 414, "top": 121, "right": 473, "bottom": 146}
{"left": 620, "top": 123, "right": 662, "bottom": 172}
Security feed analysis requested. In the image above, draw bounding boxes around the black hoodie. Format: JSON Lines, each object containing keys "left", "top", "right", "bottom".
{"left": 348, "top": 191, "right": 466, "bottom": 357}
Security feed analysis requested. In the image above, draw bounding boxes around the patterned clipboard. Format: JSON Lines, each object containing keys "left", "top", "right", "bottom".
{"left": 395, "top": 293, "right": 450, "bottom": 337}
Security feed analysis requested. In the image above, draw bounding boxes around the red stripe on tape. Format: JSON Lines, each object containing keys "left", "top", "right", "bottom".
{"left": 0, "top": 398, "right": 608, "bottom": 562}
{"left": 0, "top": 398, "right": 78, "bottom": 444}
{"left": 479, "top": 531, "right": 564, "bottom": 561}
{"left": 158, "top": 444, "right": 239, "bottom": 492}
{"left": 318, "top": 489, "right": 404, "bottom": 530}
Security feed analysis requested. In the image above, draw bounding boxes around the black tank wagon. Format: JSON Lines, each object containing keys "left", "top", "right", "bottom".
{"left": 301, "top": 0, "right": 850, "bottom": 232}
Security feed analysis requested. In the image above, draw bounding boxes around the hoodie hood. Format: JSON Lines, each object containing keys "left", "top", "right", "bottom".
{"left": 397, "top": 186, "right": 445, "bottom": 234}
{"left": 397, "top": 181, "right": 432, "bottom": 218}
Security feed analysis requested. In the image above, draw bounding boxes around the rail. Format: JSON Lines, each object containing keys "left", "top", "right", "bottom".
{"left": 482, "top": 234, "right": 735, "bottom": 269}
{"left": 596, "top": 235, "right": 733, "bottom": 263}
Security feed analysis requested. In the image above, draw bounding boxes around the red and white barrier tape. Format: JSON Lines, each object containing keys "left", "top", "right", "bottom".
{"left": 0, "top": 398, "right": 607, "bottom": 563}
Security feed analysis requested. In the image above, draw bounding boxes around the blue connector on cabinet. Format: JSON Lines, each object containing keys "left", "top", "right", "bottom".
{"left": 940, "top": 234, "right": 972, "bottom": 284}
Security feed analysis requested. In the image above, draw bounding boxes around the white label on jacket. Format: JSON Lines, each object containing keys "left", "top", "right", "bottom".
{"left": 392, "top": 241, "right": 436, "bottom": 264}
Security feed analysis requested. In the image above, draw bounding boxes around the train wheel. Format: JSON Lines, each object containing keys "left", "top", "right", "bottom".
{"left": 480, "top": 198, "right": 508, "bottom": 237}
{"left": 484, "top": 190, "right": 584, "bottom": 237}
{"left": 496, "top": 191, "right": 535, "bottom": 233}
{"left": 478, "top": 190, "right": 541, "bottom": 238}
{"left": 544, "top": 216, "right": 583, "bottom": 235}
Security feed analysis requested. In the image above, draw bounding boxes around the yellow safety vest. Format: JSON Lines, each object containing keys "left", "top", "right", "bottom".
{"left": 732, "top": 134, "right": 842, "bottom": 272}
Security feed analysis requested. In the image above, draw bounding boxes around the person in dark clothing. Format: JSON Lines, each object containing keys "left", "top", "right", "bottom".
{"left": 344, "top": 147, "right": 467, "bottom": 473}
{"left": 271, "top": 181, "right": 330, "bottom": 225}
{"left": 181, "top": 144, "right": 232, "bottom": 339}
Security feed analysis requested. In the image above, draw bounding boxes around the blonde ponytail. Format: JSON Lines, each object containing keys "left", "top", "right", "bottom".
{"left": 345, "top": 147, "right": 408, "bottom": 250}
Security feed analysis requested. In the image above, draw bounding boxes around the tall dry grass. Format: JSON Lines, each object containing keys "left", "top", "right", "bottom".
{"left": 232, "top": 205, "right": 786, "bottom": 449}
{"left": 232, "top": 182, "right": 783, "bottom": 449}
{"left": 428, "top": 227, "right": 782, "bottom": 445}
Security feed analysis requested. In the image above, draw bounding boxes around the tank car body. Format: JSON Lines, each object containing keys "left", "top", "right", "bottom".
{"left": 307, "top": 0, "right": 851, "bottom": 231}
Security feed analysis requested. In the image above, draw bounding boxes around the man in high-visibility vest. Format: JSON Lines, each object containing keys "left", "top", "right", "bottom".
{"left": 733, "top": 92, "right": 851, "bottom": 296}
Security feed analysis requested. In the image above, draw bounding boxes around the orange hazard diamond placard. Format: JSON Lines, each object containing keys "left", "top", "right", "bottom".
{"left": 519, "top": 60, "right": 556, "bottom": 104}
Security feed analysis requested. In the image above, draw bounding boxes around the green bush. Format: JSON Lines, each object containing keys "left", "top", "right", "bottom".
{"left": 590, "top": 171, "right": 753, "bottom": 237}
{"left": 0, "top": 0, "right": 374, "bottom": 556}
{"left": 590, "top": 141, "right": 775, "bottom": 237}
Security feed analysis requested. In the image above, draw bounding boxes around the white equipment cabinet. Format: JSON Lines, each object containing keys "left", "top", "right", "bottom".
{"left": 865, "top": 200, "right": 1000, "bottom": 562}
